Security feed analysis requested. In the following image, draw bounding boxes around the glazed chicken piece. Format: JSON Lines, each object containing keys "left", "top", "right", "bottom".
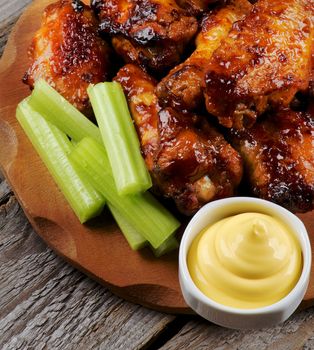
{"left": 114, "top": 65, "right": 160, "bottom": 171}
{"left": 23, "top": 0, "right": 111, "bottom": 114}
{"left": 157, "top": 0, "right": 251, "bottom": 111}
{"left": 310, "top": 51, "right": 314, "bottom": 96}
{"left": 115, "top": 64, "right": 243, "bottom": 215}
{"left": 175, "top": 0, "right": 223, "bottom": 16}
{"left": 231, "top": 105, "right": 314, "bottom": 212}
{"left": 203, "top": 0, "right": 314, "bottom": 129}
{"left": 92, "top": 0, "right": 198, "bottom": 73}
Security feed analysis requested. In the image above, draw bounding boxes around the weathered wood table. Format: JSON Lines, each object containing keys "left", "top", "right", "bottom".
{"left": 1, "top": 1, "right": 314, "bottom": 349}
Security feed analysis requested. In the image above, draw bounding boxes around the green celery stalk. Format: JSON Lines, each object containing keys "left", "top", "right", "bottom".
{"left": 87, "top": 82, "right": 152, "bottom": 195}
{"left": 16, "top": 99, "right": 105, "bottom": 223}
{"left": 108, "top": 203, "right": 147, "bottom": 251}
{"left": 70, "top": 137, "right": 180, "bottom": 248}
{"left": 152, "top": 235, "right": 179, "bottom": 257}
{"left": 28, "top": 79, "right": 102, "bottom": 143}
{"left": 108, "top": 203, "right": 178, "bottom": 255}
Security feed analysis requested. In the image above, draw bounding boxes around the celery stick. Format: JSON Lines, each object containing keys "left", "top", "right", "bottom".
{"left": 88, "top": 82, "right": 152, "bottom": 195}
{"left": 108, "top": 203, "right": 147, "bottom": 251}
{"left": 70, "top": 137, "right": 180, "bottom": 248}
{"left": 108, "top": 203, "right": 178, "bottom": 255}
{"left": 28, "top": 79, "right": 102, "bottom": 143}
{"left": 153, "top": 235, "right": 179, "bottom": 257}
{"left": 16, "top": 99, "right": 105, "bottom": 223}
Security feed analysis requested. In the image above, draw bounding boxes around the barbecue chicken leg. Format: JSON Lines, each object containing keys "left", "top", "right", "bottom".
{"left": 115, "top": 64, "right": 243, "bottom": 215}
{"left": 23, "top": 0, "right": 112, "bottom": 114}
{"left": 204, "top": 0, "right": 314, "bottom": 129}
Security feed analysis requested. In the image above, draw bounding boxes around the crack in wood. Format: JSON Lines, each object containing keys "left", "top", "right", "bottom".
{"left": 0, "top": 193, "right": 13, "bottom": 207}
{"left": 0, "top": 180, "right": 13, "bottom": 206}
{"left": 144, "top": 316, "right": 191, "bottom": 350}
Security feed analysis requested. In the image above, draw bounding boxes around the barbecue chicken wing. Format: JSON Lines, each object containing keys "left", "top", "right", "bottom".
{"left": 203, "top": 0, "right": 314, "bottom": 129}
{"left": 157, "top": 0, "right": 251, "bottom": 111}
{"left": 231, "top": 104, "right": 314, "bottom": 212}
{"left": 92, "top": 0, "right": 198, "bottom": 73}
{"left": 23, "top": 0, "right": 111, "bottom": 114}
{"left": 115, "top": 64, "right": 243, "bottom": 215}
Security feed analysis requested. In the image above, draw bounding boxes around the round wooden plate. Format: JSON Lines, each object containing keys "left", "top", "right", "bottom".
{"left": 0, "top": 0, "right": 313, "bottom": 314}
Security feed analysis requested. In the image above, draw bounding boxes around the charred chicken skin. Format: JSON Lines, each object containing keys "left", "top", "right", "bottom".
{"left": 157, "top": 0, "right": 251, "bottom": 111}
{"left": 203, "top": 0, "right": 314, "bottom": 129}
{"left": 92, "top": 0, "right": 198, "bottom": 72}
{"left": 175, "top": 0, "right": 224, "bottom": 16}
{"left": 232, "top": 104, "right": 314, "bottom": 212}
{"left": 115, "top": 64, "right": 243, "bottom": 215}
{"left": 23, "top": 0, "right": 111, "bottom": 114}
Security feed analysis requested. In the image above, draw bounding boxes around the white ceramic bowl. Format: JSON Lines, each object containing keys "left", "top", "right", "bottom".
{"left": 179, "top": 197, "right": 312, "bottom": 329}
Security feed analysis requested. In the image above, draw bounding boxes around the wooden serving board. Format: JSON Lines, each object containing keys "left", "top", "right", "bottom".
{"left": 0, "top": 0, "right": 313, "bottom": 314}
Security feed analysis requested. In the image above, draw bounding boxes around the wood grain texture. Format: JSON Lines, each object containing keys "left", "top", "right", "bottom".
{"left": 2, "top": 2, "right": 314, "bottom": 350}
{"left": 161, "top": 311, "right": 314, "bottom": 350}
{"left": 0, "top": 0, "right": 189, "bottom": 313}
{"left": 0, "top": 0, "right": 31, "bottom": 56}
{"left": 0, "top": 178, "right": 175, "bottom": 350}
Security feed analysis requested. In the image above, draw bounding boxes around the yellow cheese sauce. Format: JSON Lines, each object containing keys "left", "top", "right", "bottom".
{"left": 187, "top": 213, "right": 302, "bottom": 309}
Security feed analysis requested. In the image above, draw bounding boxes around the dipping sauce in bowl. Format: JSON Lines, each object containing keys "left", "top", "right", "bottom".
{"left": 178, "top": 197, "right": 311, "bottom": 329}
{"left": 187, "top": 212, "right": 302, "bottom": 309}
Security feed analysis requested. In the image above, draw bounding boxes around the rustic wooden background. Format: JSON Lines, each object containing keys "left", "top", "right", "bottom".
{"left": 1, "top": 1, "right": 314, "bottom": 349}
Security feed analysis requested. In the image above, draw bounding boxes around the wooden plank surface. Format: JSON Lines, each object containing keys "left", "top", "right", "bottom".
{"left": 0, "top": 0, "right": 31, "bottom": 56}
{"left": 160, "top": 312, "right": 314, "bottom": 350}
{"left": 0, "top": 179, "right": 176, "bottom": 350}
{"left": 1, "top": 1, "right": 314, "bottom": 349}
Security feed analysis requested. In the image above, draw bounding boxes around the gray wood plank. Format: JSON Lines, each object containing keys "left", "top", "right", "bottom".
{"left": 0, "top": 0, "right": 32, "bottom": 56}
{"left": 0, "top": 179, "right": 12, "bottom": 205}
{"left": 0, "top": 179, "right": 175, "bottom": 350}
{"left": 0, "top": 0, "right": 32, "bottom": 23}
{"left": 160, "top": 311, "right": 314, "bottom": 350}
